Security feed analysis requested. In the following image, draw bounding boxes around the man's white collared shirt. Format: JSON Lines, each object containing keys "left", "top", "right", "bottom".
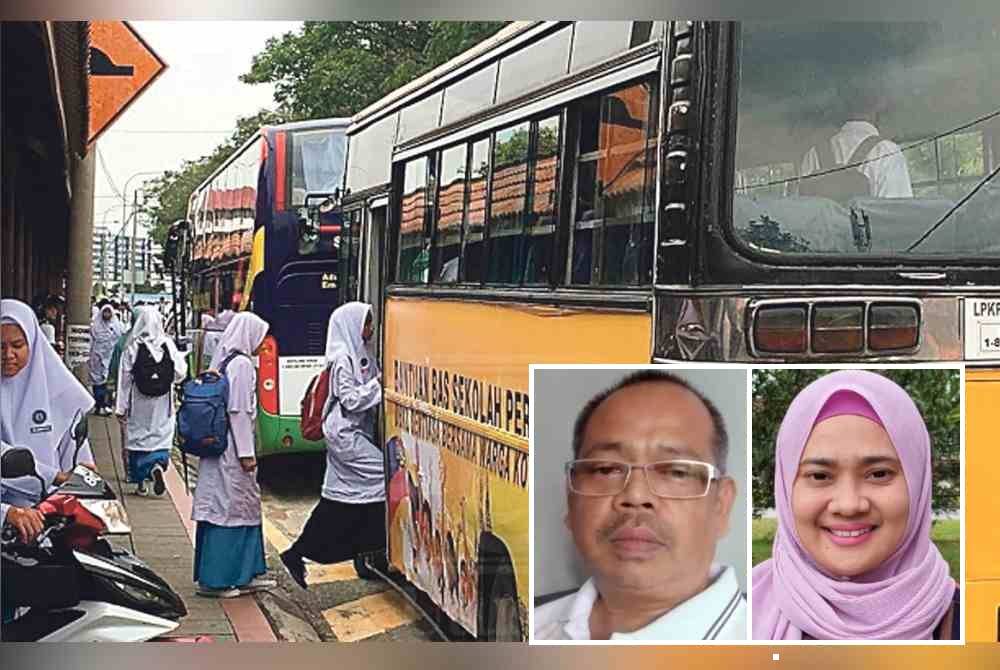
{"left": 532, "top": 564, "right": 746, "bottom": 641}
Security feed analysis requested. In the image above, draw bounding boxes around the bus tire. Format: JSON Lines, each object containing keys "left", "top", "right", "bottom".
{"left": 476, "top": 535, "right": 523, "bottom": 641}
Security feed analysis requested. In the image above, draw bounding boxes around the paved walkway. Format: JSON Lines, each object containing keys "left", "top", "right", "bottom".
{"left": 88, "top": 415, "right": 276, "bottom": 642}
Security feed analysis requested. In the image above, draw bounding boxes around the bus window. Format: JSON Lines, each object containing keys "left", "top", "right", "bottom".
{"left": 733, "top": 21, "right": 1000, "bottom": 258}
{"left": 433, "top": 144, "right": 468, "bottom": 283}
{"left": 398, "top": 156, "right": 431, "bottom": 283}
{"left": 462, "top": 138, "right": 491, "bottom": 283}
{"left": 487, "top": 122, "right": 531, "bottom": 284}
{"left": 523, "top": 115, "right": 562, "bottom": 285}
{"left": 289, "top": 128, "right": 347, "bottom": 208}
{"left": 340, "top": 208, "right": 362, "bottom": 302}
{"left": 572, "top": 81, "right": 657, "bottom": 286}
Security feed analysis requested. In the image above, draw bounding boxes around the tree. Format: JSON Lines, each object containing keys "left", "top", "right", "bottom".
{"left": 751, "top": 369, "right": 960, "bottom": 516}
{"left": 241, "top": 22, "right": 508, "bottom": 119}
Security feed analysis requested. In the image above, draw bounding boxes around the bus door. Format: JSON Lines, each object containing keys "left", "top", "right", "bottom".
{"left": 360, "top": 196, "right": 389, "bottom": 361}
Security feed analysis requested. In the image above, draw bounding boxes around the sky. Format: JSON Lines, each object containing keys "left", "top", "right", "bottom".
{"left": 92, "top": 21, "right": 301, "bottom": 238}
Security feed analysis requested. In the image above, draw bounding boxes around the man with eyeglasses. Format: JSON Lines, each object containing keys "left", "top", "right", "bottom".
{"left": 533, "top": 370, "right": 746, "bottom": 641}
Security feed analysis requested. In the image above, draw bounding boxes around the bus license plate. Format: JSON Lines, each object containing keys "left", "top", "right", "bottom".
{"left": 965, "top": 299, "right": 1000, "bottom": 359}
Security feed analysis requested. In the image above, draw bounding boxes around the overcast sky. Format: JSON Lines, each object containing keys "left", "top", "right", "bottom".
{"left": 93, "top": 21, "right": 301, "bottom": 236}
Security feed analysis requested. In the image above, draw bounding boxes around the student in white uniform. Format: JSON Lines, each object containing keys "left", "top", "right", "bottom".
{"left": 115, "top": 307, "right": 188, "bottom": 496}
{"left": 190, "top": 312, "right": 275, "bottom": 598}
{"left": 280, "top": 302, "right": 385, "bottom": 589}
{"left": 533, "top": 371, "right": 746, "bottom": 641}
{"left": 1, "top": 299, "right": 96, "bottom": 509}
{"left": 88, "top": 301, "right": 125, "bottom": 415}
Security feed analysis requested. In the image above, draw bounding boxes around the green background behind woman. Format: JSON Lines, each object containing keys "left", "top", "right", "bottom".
{"left": 752, "top": 369, "right": 960, "bottom": 578}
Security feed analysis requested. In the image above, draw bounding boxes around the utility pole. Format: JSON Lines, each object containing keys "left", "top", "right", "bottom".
{"left": 130, "top": 188, "right": 140, "bottom": 302}
{"left": 65, "top": 149, "right": 96, "bottom": 381}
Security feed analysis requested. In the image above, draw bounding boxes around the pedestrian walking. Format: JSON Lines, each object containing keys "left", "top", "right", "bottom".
{"left": 1, "top": 299, "right": 96, "bottom": 509}
{"left": 191, "top": 312, "right": 276, "bottom": 598}
{"left": 280, "top": 301, "right": 386, "bottom": 589}
{"left": 115, "top": 308, "right": 187, "bottom": 496}
{"left": 88, "top": 301, "right": 124, "bottom": 416}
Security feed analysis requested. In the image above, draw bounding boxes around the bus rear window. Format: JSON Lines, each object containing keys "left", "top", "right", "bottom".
{"left": 733, "top": 21, "right": 1000, "bottom": 259}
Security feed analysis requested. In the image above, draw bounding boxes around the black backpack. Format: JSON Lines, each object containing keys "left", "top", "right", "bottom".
{"left": 132, "top": 342, "right": 174, "bottom": 397}
{"left": 800, "top": 134, "right": 883, "bottom": 203}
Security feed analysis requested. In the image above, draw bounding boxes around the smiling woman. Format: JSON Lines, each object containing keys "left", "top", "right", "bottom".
{"left": 752, "top": 370, "right": 959, "bottom": 641}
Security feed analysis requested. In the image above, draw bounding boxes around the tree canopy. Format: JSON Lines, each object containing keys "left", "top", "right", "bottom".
{"left": 141, "top": 21, "right": 508, "bottom": 244}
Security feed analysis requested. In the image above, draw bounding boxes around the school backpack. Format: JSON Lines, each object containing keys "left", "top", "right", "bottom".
{"left": 300, "top": 366, "right": 332, "bottom": 442}
{"left": 176, "top": 352, "right": 247, "bottom": 458}
{"left": 132, "top": 342, "right": 174, "bottom": 397}
{"left": 799, "top": 134, "right": 883, "bottom": 203}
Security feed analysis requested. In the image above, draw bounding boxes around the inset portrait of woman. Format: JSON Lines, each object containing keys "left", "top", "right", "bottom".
{"left": 753, "top": 370, "right": 959, "bottom": 640}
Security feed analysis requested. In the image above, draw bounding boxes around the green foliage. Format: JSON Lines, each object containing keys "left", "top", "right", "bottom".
{"left": 752, "top": 518, "right": 960, "bottom": 579}
{"left": 241, "top": 21, "right": 507, "bottom": 120}
{"left": 751, "top": 368, "right": 960, "bottom": 516}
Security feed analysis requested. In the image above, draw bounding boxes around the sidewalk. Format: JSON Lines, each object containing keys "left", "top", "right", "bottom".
{"left": 88, "top": 415, "right": 276, "bottom": 642}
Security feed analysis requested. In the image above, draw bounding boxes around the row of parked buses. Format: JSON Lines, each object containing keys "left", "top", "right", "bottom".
{"left": 176, "top": 20, "right": 1000, "bottom": 641}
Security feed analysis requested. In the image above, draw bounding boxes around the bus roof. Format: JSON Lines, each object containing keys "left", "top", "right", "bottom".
{"left": 348, "top": 21, "right": 543, "bottom": 135}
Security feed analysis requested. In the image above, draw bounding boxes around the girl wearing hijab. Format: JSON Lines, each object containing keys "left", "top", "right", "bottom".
{"left": 115, "top": 307, "right": 188, "bottom": 496}
{"left": 200, "top": 309, "right": 234, "bottom": 372}
{"left": 191, "top": 312, "right": 276, "bottom": 598}
{"left": 280, "top": 302, "right": 384, "bottom": 589}
{"left": 1, "top": 299, "right": 96, "bottom": 509}
{"left": 89, "top": 301, "right": 125, "bottom": 415}
{"left": 752, "top": 370, "right": 958, "bottom": 640}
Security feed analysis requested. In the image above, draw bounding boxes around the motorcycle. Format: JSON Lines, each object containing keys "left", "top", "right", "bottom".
{"left": 1, "top": 416, "right": 189, "bottom": 642}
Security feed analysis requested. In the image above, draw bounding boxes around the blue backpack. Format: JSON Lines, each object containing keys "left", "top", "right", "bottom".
{"left": 176, "top": 352, "right": 248, "bottom": 458}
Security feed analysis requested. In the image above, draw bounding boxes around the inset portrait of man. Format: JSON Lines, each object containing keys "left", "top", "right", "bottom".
{"left": 532, "top": 367, "right": 748, "bottom": 642}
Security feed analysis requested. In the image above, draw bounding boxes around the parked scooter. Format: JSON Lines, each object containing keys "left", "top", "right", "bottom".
{"left": 1, "top": 417, "right": 188, "bottom": 641}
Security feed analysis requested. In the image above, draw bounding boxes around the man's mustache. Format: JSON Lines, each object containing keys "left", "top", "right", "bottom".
{"left": 596, "top": 513, "right": 672, "bottom": 546}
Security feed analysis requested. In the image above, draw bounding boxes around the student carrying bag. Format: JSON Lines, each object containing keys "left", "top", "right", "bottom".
{"left": 177, "top": 352, "right": 248, "bottom": 458}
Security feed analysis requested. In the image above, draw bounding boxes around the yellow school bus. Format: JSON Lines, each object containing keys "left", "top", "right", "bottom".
{"left": 966, "top": 369, "right": 1000, "bottom": 641}
{"left": 343, "top": 21, "right": 669, "bottom": 639}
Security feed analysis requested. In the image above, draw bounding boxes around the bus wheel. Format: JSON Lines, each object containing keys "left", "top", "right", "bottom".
{"left": 484, "top": 562, "right": 522, "bottom": 641}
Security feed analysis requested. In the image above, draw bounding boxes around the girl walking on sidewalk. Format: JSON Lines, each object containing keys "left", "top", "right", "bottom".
{"left": 115, "top": 307, "right": 187, "bottom": 496}
{"left": 191, "top": 312, "right": 276, "bottom": 598}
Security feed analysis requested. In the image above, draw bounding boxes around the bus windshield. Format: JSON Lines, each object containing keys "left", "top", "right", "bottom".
{"left": 289, "top": 127, "right": 347, "bottom": 207}
{"left": 733, "top": 21, "right": 1000, "bottom": 258}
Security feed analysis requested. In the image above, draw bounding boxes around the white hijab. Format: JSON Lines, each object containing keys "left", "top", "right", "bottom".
{"left": 210, "top": 312, "right": 269, "bottom": 371}
{"left": 91, "top": 303, "right": 122, "bottom": 348}
{"left": 127, "top": 306, "right": 171, "bottom": 362}
{"left": 1, "top": 299, "right": 94, "bottom": 469}
{"left": 325, "top": 301, "right": 378, "bottom": 383}
{"left": 200, "top": 313, "right": 216, "bottom": 330}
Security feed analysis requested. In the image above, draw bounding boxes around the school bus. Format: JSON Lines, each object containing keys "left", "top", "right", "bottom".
{"left": 343, "top": 21, "right": 669, "bottom": 640}
{"left": 341, "top": 18, "right": 1000, "bottom": 642}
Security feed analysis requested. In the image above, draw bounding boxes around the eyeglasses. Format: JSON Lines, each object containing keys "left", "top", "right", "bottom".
{"left": 565, "top": 459, "right": 721, "bottom": 499}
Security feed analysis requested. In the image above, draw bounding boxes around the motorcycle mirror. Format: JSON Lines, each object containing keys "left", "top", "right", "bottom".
{"left": 1, "top": 447, "right": 38, "bottom": 479}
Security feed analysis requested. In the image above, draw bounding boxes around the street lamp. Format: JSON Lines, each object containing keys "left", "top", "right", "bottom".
{"left": 120, "top": 170, "right": 161, "bottom": 304}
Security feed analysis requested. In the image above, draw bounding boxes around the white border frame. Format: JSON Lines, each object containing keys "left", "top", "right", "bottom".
{"left": 527, "top": 362, "right": 965, "bottom": 647}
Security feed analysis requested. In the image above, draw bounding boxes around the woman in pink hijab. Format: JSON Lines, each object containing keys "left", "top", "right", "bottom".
{"left": 752, "top": 370, "right": 957, "bottom": 640}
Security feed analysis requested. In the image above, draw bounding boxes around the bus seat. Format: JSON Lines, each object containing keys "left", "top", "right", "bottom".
{"left": 945, "top": 186, "right": 1000, "bottom": 255}
{"left": 847, "top": 197, "right": 956, "bottom": 254}
{"left": 732, "top": 194, "right": 856, "bottom": 253}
